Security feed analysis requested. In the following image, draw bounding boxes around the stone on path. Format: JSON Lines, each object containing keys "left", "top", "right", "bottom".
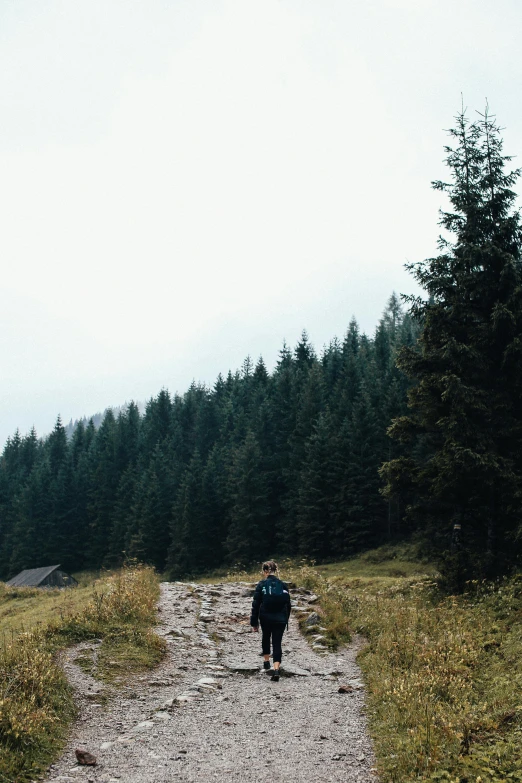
{"left": 227, "top": 663, "right": 259, "bottom": 673}
{"left": 75, "top": 749, "right": 97, "bottom": 766}
{"left": 279, "top": 665, "right": 310, "bottom": 677}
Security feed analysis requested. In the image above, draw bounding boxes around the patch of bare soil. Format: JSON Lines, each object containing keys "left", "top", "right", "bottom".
{"left": 44, "top": 582, "right": 378, "bottom": 783}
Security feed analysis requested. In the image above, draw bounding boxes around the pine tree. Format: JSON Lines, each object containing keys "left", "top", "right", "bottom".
{"left": 167, "top": 451, "right": 207, "bottom": 577}
{"left": 226, "top": 431, "right": 270, "bottom": 564}
{"left": 140, "top": 389, "right": 172, "bottom": 456}
{"left": 48, "top": 416, "right": 67, "bottom": 474}
{"left": 296, "top": 410, "right": 338, "bottom": 559}
{"left": 8, "top": 459, "right": 53, "bottom": 575}
{"left": 334, "top": 318, "right": 361, "bottom": 424}
{"left": 383, "top": 107, "right": 522, "bottom": 578}
{"left": 85, "top": 409, "right": 119, "bottom": 568}
{"left": 342, "top": 384, "right": 386, "bottom": 551}
{"left": 128, "top": 456, "right": 173, "bottom": 571}
{"left": 282, "top": 361, "right": 324, "bottom": 552}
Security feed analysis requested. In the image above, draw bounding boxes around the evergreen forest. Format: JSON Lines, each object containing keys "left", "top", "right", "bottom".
{"left": 2, "top": 108, "right": 522, "bottom": 584}
{"left": 0, "top": 295, "right": 417, "bottom": 579}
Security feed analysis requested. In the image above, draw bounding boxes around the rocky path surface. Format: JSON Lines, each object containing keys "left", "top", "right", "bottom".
{"left": 46, "top": 581, "right": 378, "bottom": 783}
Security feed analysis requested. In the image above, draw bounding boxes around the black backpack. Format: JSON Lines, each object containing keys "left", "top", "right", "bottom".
{"left": 261, "top": 578, "right": 288, "bottom": 613}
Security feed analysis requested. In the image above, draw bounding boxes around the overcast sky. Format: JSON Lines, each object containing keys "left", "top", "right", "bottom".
{"left": 2, "top": 0, "right": 522, "bottom": 446}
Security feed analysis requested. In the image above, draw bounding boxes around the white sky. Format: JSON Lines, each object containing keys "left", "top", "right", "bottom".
{"left": 2, "top": 0, "right": 522, "bottom": 445}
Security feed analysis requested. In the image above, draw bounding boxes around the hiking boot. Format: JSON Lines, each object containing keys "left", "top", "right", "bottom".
{"left": 263, "top": 661, "right": 271, "bottom": 670}
{"left": 271, "top": 671, "right": 280, "bottom": 682}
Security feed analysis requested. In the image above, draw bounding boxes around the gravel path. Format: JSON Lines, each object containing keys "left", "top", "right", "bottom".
{"left": 45, "top": 581, "right": 378, "bottom": 783}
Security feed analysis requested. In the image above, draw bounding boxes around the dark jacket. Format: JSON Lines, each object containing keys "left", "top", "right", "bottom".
{"left": 250, "top": 575, "right": 291, "bottom": 627}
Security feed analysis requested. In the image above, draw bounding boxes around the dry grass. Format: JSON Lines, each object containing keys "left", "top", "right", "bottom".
{"left": 0, "top": 565, "right": 164, "bottom": 783}
{"left": 288, "top": 557, "right": 522, "bottom": 783}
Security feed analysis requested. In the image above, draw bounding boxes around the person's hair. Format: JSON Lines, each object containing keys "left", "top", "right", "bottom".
{"left": 262, "top": 560, "right": 279, "bottom": 575}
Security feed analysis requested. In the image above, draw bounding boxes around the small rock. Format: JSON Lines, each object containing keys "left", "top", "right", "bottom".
{"left": 99, "top": 742, "right": 113, "bottom": 750}
{"left": 196, "top": 677, "right": 220, "bottom": 687}
{"left": 357, "top": 753, "right": 366, "bottom": 762}
{"left": 304, "top": 612, "right": 321, "bottom": 626}
{"left": 75, "top": 749, "right": 97, "bottom": 766}
{"left": 338, "top": 685, "right": 354, "bottom": 694}
{"left": 132, "top": 720, "right": 154, "bottom": 731}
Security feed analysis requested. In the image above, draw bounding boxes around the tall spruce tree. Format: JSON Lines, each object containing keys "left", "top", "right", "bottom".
{"left": 382, "top": 107, "right": 522, "bottom": 579}
{"left": 226, "top": 430, "right": 270, "bottom": 564}
{"left": 296, "top": 409, "right": 338, "bottom": 559}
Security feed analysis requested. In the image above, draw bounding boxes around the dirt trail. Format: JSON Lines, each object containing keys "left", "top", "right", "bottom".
{"left": 45, "top": 581, "right": 378, "bottom": 783}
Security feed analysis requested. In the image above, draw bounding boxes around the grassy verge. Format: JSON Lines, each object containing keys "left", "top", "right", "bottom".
{"left": 289, "top": 553, "right": 522, "bottom": 783}
{"left": 0, "top": 565, "right": 164, "bottom": 783}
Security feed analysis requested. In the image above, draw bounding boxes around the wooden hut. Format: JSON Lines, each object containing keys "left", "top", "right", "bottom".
{"left": 5, "top": 565, "right": 78, "bottom": 589}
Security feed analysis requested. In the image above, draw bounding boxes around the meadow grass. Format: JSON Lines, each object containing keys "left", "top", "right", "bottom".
{"left": 0, "top": 581, "right": 97, "bottom": 636}
{"left": 0, "top": 565, "right": 164, "bottom": 783}
{"left": 284, "top": 553, "right": 522, "bottom": 783}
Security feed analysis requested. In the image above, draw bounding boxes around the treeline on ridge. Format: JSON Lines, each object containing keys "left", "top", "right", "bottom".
{"left": 0, "top": 296, "right": 418, "bottom": 580}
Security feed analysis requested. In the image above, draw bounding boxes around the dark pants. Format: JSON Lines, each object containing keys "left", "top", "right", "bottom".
{"left": 260, "top": 620, "right": 286, "bottom": 664}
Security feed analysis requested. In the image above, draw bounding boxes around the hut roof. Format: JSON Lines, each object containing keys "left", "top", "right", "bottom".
{"left": 6, "top": 565, "right": 62, "bottom": 588}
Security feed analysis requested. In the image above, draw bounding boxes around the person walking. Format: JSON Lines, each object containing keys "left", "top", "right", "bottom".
{"left": 250, "top": 560, "right": 291, "bottom": 682}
